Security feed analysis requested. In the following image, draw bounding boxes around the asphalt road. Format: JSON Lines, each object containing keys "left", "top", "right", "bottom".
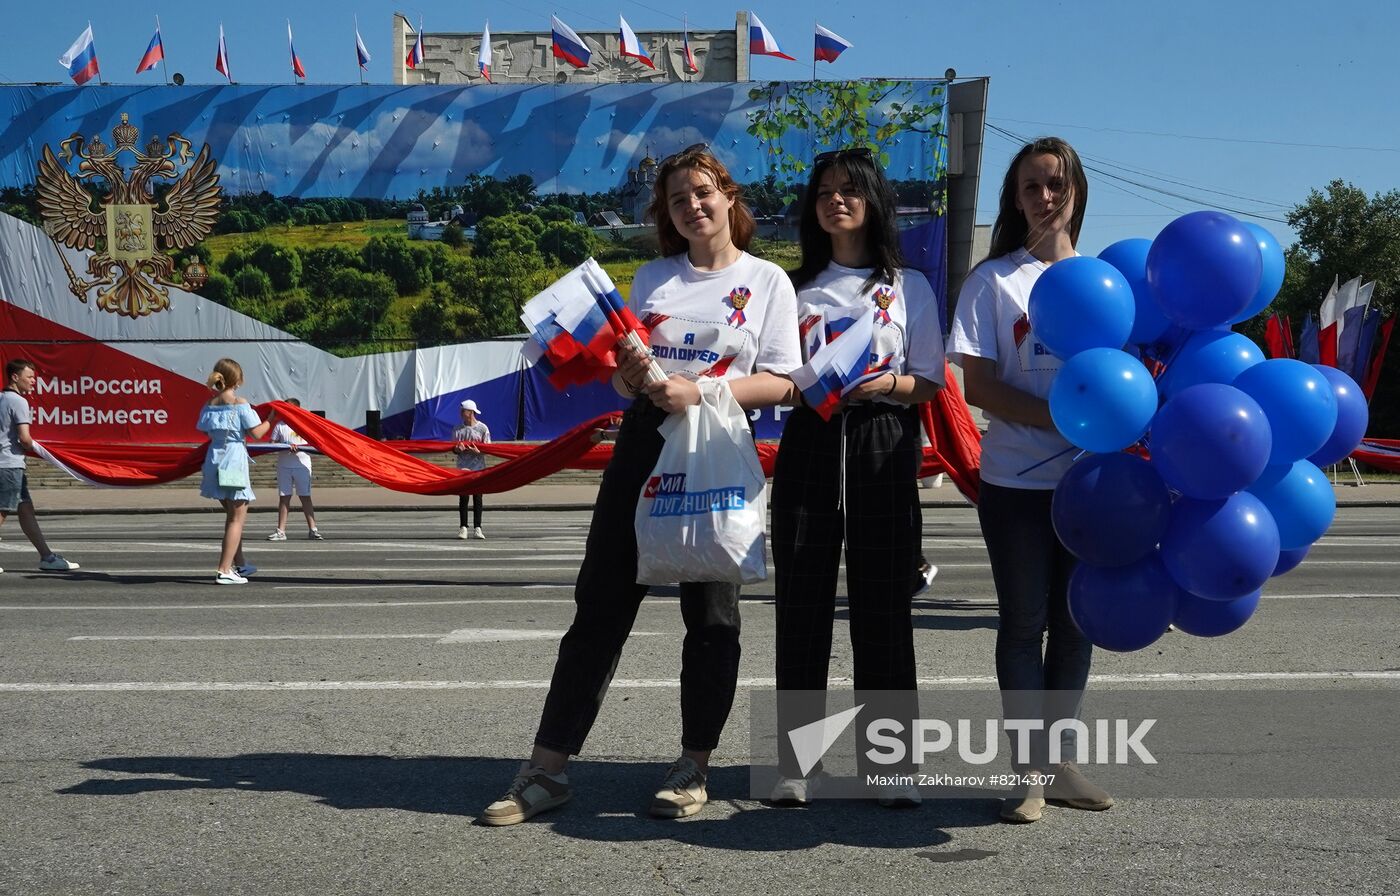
{"left": 1, "top": 506, "right": 1397, "bottom": 895}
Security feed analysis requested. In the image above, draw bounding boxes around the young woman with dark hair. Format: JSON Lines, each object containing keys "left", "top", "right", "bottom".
{"left": 482, "top": 144, "right": 801, "bottom": 826}
{"left": 947, "top": 136, "right": 1113, "bottom": 823}
{"left": 769, "top": 148, "right": 945, "bottom": 807}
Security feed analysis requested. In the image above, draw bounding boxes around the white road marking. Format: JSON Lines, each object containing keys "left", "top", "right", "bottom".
{"left": 2, "top": 670, "right": 1397, "bottom": 693}
{"left": 66, "top": 628, "right": 662, "bottom": 644}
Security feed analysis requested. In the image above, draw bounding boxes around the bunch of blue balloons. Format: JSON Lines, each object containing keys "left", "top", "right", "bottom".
{"left": 1028, "top": 211, "right": 1370, "bottom": 652}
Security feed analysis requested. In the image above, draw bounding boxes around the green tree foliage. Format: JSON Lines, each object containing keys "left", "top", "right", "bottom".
{"left": 441, "top": 221, "right": 467, "bottom": 248}
{"left": 361, "top": 234, "right": 430, "bottom": 296}
{"left": 537, "top": 221, "right": 596, "bottom": 266}
{"left": 474, "top": 214, "right": 544, "bottom": 259}
{"left": 299, "top": 246, "right": 363, "bottom": 298}
{"left": 246, "top": 243, "right": 303, "bottom": 291}
{"left": 201, "top": 272, "right": 234, "bottom": 305}
{"left": 287, "top": 269, "right": 397, "bottom": 344}
{"left": 457, "top": 173, "right": 537, "bottom": 218}
{"left": 233, "top": 267, "right": 273, "bottom": 300}
{"left": 408, "top": 253, "right": 546, "bottom": 344}
{"left": 536, "top": 203, "right": 577, "bottom": 223}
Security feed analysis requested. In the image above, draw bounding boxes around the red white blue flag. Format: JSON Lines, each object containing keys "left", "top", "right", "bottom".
{"left": 618, "top": 16, "right": 654, "bottom": 68}
{"left": 136, "top": 20, "right": 164, "bottom": 74}
{"left": 790, "top": 308, "right": 878, "bottom": 420}
{"left": 288, "top": 21, "right": 307, "bottom": 79}
{"left": 215, "top": 24, "right": 231, "bottom": 83}
{"left": 59, "top": 24, "right": 100, "bottom": 85}
{"left": 814, "top": 24, "right": 852, "bottom": 63}
{"left": 681, "top": 28, "right": 699, "bottom": 73}
{"left": 406, "top": 20, "right": 424, "bottom": 69}
{"left": 354, "top": 17, "right": 372, "bottom": 69}
{"left": 477, "top": 22, "right": 492, "bottom": 81}
{"left": 551, "top": 15, "right": 591, "bottom": 69}
{"left": 521, "top": 260, "right": 652, "bottom": 390}
{"left": 748, "top": 11, "right": 795, "bottom": 61}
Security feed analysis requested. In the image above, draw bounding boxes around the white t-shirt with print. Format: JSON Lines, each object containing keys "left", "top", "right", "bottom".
{"left": 947, "top": 248, "right": 1075, "bottom": 489}
{"left": 796, "top": 264, "right": 946, "bottom": 403}
{"left": 628, "top": 252, "right": 801, "bottom": 380}
{"left": 269, "top": 422, "right": 312, "bottom": 472}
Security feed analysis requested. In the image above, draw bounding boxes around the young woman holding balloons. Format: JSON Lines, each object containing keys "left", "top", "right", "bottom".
{"left": 947, "top": 137, "right": 1115, "bottom": 823}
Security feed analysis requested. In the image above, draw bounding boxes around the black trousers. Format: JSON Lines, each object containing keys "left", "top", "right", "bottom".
{"left": 771, "top": 403, "right": 923, "bottom": 776}
{"left": 534, "top": 399, "right": 742, "bottom": 756}
{"left": 458, "top": 493, "right": 483, "bottom": 529}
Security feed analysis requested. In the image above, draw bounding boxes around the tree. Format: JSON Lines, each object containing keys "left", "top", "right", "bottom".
{"left": 537, "top": 221, "right": 595, "bottom": 265}
{"left": 233, "top": 267, "right": 273, "bottom": 300}
{"left": 474, "top": 215, "right": 543, "bottom": 260}
{"left": 299, "top": 246, "right": 362, "bottom": 298}
{"left": 361, "top": 235, "right": 430, "bottom": 296}
{"left": 247, "top": 243, "right": 302, "bottom": 291}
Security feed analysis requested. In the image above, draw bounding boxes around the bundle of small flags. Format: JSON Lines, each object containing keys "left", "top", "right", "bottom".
{"left": 790, "top": 307, "right": 884, "bottom": 420}
{"left": 520, "top": 259, "right": 663, "bottom": 390}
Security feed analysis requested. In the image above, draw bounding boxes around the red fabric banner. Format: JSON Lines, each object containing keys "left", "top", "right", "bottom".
{"left": 917, "top": 361, "right": 983, "bottom": 504}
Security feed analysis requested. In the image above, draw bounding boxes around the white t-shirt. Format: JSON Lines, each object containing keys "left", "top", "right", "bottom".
{"left": 269, "top": 422, "right": 312, "bottom": 472}
{"left": 452, "top": 420, "right": 491, "bottom": 471}
{"left": 947, "top": 248, "right": 1075, "bottom": 489}
{"left": 796, "top": 264, "right": 946, "bottom": 403}
{"left": 628, "top": 252, "right": 801, "bottom": 380}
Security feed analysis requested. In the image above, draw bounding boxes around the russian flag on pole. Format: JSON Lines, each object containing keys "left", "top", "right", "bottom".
{"left": 551, "top": 15, "right": 591, "bottom": 68}
{"left": 355, "top": 19, "right": 372, "bottom": 69}
{"left": 215, "top": 24, "right": 231, "bottom": 82}
{"left": 136, "top": 22, "right": 163, "bottom": 74}
{"left": 477, "top": 22, "right": 492, "bottom": 81}
{"left": 682, "top": 28, "right": 699, "bottom": 73}
{"left": 59, "top": 24, "right": 100, "bottom": 85}
{"left": 619, "top": 16, "right": 655, "bottom": 68}
{"left": 288, "top": 22, "right": 307, "bottom": 79}
{"left": 813, "top": 24, "right": 852, "bottom": 63}
{"left": 790, "top": 308, "right": 878, "bottom": 420}
{"left": 748, "top": 12, "right": 795, "bottom": 61}
{"left": 406, "top": 20, "right": 424, "bottom": 69}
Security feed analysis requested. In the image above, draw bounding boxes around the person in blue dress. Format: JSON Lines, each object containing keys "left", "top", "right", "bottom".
{"left": 198, "top": 358, "right": 272, "bottom": 585}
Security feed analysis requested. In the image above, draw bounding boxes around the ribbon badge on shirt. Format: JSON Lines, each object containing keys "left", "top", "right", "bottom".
{"left": 725, "top": 286, "right": 751, "bottom": 327}
{"left": 872, "top": 286, "right": 896, "bottom": 325}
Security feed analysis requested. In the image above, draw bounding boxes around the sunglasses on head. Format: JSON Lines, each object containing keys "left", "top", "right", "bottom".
{"left": 814, "top": 146, "right": 875, "bottom": 164}
{"left": 661, "top": 142, "right": 711, "bottom": 166}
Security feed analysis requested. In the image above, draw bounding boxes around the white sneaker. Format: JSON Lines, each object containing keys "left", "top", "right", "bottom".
{"left": 457, "top": 526, "right": 470, "bottom": 540}
{"left": 770, "top": 774, "right": 824, "bottom": 805}
{"left": 877, "top": 783, "right": 923, "bottom": 809}
{"left": 215, "top": 570, "right": 248, "bottom": 585}
{"left": 472, "top": 527, "right": 486, "bottom": 540}
{"left": 266, "top": 530, "right": 287, "bottom": 541}
{"left": 649, "top": 756, "right": 708, "bottom": 818}
{"left": 307, "top": 529, "right": 324, "bottom": 540}
{"left": 913, "top": 561, "right": 938, "bottom": 596}
{"left": 39, "top": 554, "right": 80, "bottom": 571}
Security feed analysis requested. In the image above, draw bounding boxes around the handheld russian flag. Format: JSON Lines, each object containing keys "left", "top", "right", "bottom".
{"left": 681, "top": 28, "right": 699, "bottom": 73}
{"left": 618, "top": 16, "right": 654, "bottom": 68}
{"left": 215, "top": 24, "right": 231, "bottom": 82}
{"left": 59, "top": 24, "right": 100, "bottom": 85}
{"left": 478, "top": 22, "right": 492, "bottom": 81}
{"left": 551, "top": 15, "right": 591, "bottom": 69}
{"left": 748, "top": 11, "right": 795, "bottom": 61}
{"left": 136, "top": 20, "right": 163, "bottom": 74}
{"left": 354, "top": 17, "right": 372, "bottom": 69}
{"left": 406, "top": 19, "right": 424, "bottom": 69}
{"left": 814, "top": 24, "right": 852, "bottom": 63}
{"left": 288, "top": 21, "right": 307, "bottom": 79}
{"left": 790, "top": 308, "right": 878, "bottom": 420}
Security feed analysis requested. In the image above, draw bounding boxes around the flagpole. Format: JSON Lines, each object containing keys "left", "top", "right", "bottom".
{"left": 157, "top": 16, "right": 171, "bottom": 86}
{"left": 812, "top": 20, "right": 817, "bottom": 82}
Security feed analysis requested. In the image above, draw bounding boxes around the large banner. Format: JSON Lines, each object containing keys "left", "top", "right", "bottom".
{"left": 0, "top": 82, "right": 948, "bottom": 442}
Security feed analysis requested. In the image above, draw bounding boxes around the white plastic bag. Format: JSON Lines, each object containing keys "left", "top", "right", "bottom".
{"left": 635, "top": 379, "right": 768, "bottom": 585}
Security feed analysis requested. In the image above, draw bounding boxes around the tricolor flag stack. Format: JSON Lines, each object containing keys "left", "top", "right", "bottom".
{"left": 748, "top": 11, "right": 795, "bottom": 61}
{"left": 520, "top": 259, "right": 663, "bottom": 390}
{"left": 477, "top": 22, "right": 492, "bottom": 81}
{"left": 790, "top": 307, "right": 880, "bottom": 420}
{"left": 618, "top": 16, "right": 654, "bottom": 68}
{"left": 136, "top": 20, "right": 164, "bottom": 74}
{"left": 1315, "top": 276, "right": 1393, "bottom": 400}
{"left": 551, "top": 15, "right": 591, "bottom": 69}
{"left": 813, "top": 24, "right": 852, "bottom": 63}
{"left": 59, "top": 24, "right": 101, "bottom": 85}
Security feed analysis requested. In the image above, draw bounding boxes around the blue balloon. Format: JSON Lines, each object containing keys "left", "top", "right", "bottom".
{"left": 1052, "top": 453, "right": 1172, "bottom": 567}
{"left": 1233, "top": 359, "right": 1338, "bottom": 465}
{"left": 1158, "top": 330, "right": 1265, "bottom": 400}
{"left": 1027, "top": 256, "right": 1136, "bottom": 360}
{"left": 1272, "top": 545, "right": 1309, "bottom": 577}
{"left": 1099, "top": 238, "right": 1170, "bottom": 345}
{"left": 1068, "top": 555, "right": 1180, "bottom": 652}
{"left": 1049, "top": 349, "right": 1158, "bottom": 452}
{"left": 1161, "top": 494, "right": 1280, "bottom": 601}
{"left": 1247, "top": 460, "right": 1336, "bottom": 550}
{"left": 1308, "top": 365, "right": 1370, "bottom": 467}
{"left": 1146, "top": 211, "right": 1262, "bottom": 329}
{"left": 1173, "top": 589, "right": 1261, "bottom": 637}
{"left": 1228, "top": 224, "right": 1286, "bottom": 324}
{"left": 1150, "top": 383, "right": 1273, "bottom": 499}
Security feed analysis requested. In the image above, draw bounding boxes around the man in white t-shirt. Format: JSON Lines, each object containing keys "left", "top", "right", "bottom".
{"left": 0, "top": 359, "right": 80, "bottom": 574}
{"left": 265, "top": 398, "right": 322, "bottom": 541}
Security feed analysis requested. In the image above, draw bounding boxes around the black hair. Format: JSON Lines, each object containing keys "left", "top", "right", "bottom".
{"left": 790, "top": 152, "right": 904, "bottom": 292}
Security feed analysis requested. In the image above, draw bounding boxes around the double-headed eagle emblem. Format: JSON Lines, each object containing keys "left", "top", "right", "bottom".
{"left": 36, "top": 113, "right": 221, "bottom": 318}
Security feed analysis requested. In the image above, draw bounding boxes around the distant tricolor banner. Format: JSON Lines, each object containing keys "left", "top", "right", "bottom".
{"left": 618, "top": 16, "right": 654, "bottom": 68}
{"left": 59, "top": 24, "right": 101, "bottom": 85}
{"left": 288, "top": 21, "right": 307, "bottom": 79}
{"left": 406, "top": 19, "right": 424, "bottom": 69}
{"left": 136, "top": 21, "right": 164, "bottom": 74}
{"left": 814, "top": 24, "right": 852, "bottom": 63}
{"left": 551, "top": 15, "right": 591, "bottom": 68}
{"left": 477, "top": 22, "right": 492, "bottom": 81}
{"left": 748, "top": 11, "right": 795, "bottom": 61}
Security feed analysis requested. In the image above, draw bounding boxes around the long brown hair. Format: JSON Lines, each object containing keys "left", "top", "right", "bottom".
{"left": 987, "top": 136, "right": 1088, "bottom": 261}
{"left": 648, "top": 148, "right": 756, "bottom": 257}
{"left": 206, "top": 358, "right": 243, "bottom": 392}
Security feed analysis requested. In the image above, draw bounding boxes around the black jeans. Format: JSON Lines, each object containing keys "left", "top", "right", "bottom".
{"left": 771, "top": 403, "right": 922, "bottom": 778}
{"left": 977, "top": 481, "right": 1090, "bottom": 770}
{"left": 534, "top": 399, "right": 742, "bottom": 756}
{"left": 458, "top": 493, "right": 483, "bottom": 529}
